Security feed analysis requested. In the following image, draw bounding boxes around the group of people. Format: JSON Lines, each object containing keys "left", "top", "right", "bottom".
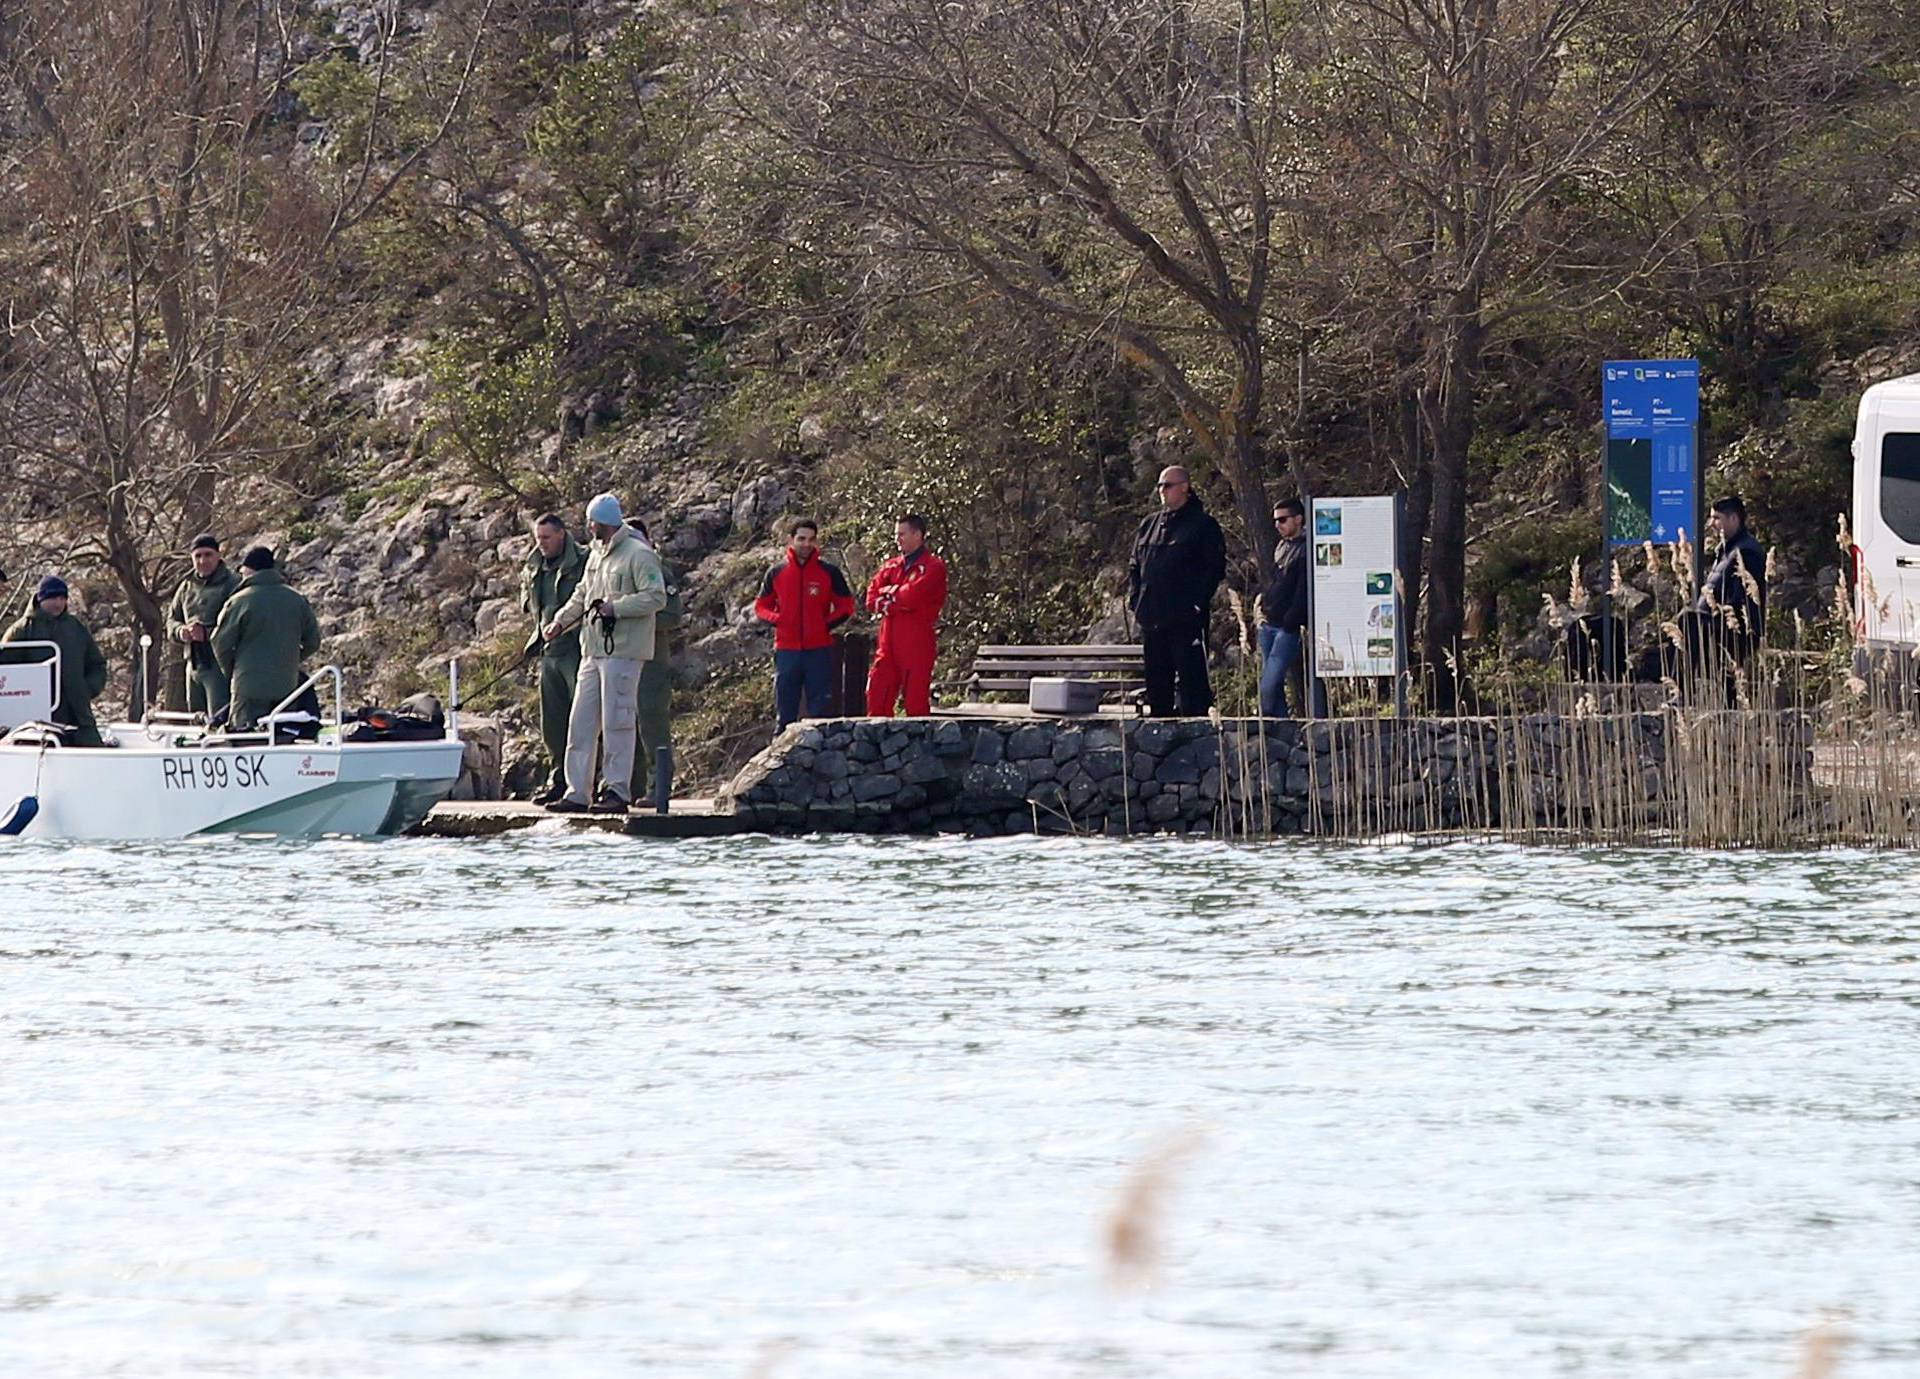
{"left": 523, "top": 503, "right": 952, "bottom": 813}
{"left": 522, "top": 494, "right": 682, "bottom": 815}
{"left": 1121, "top": 465, "right": 1319, "bottom": 719}
{"left": 749, "top": 514, "right": 950, "bottom": 728}
{"left": 522, "top": 469, "right": 1774, "bottom": 809}
{"left": 1124, "top": 469, "right": 1771, "bottom": 715}
{"left": 1, "top": 539, "right": 320, "bottom": 747}
{"left": 1, "top": 467, "right": 1770, "bottom": 784}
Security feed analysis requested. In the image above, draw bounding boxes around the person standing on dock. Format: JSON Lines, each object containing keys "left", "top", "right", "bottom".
{"left": 167, "top": 534, "right": 240, "bottom": 719}
{"left": 1699, "top": 495, "right": 1768, "bottom": 661}
{"left": 212, "top": 547, "right": 322, "bottom": 733}
{"left": 2, "top": 576, "right": 108, "bottom": 747}
{"left": 755, "top": 519, "right": 855, "bottom": 730}
{"left": 520, "top": 514, "right": 587, "bottom": 806}
{"left": 1257, "top": 499, "right": 1313, "bottom": 718}
{"left": 864, "top": 513, "right": 948, "bottom": 717}
{"left": 622, "top": 517, "right": 683, "bottom": 814}
{"left": 544, "top": 493, "right": 666, "bottom": 815}
{"left": 1128, "top": 465, "right": 1225, "bottom": 717}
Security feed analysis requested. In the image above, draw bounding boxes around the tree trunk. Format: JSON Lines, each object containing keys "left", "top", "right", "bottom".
{"left": 157, "top": 640, "right": 189, "bottom": 713}
{"left": 1395, "top": 359, "right": 1433, "bottom": 668}
{"left": 1421, "top": 307, "right": 1484, "bottom": 711}
{"left": 1218, "top": 337, "right": 1277, "bottom": 583}
{"left": 103, "top": 482, "right": 169, "bottom": 717}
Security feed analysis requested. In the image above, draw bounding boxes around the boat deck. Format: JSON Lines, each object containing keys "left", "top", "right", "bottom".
{"left": 415, "top": 799, "right": 748, "bottom": 840}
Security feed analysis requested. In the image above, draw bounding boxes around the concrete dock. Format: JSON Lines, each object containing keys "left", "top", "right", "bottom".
{"left": 415, "top": 799, "right": 748, "bottom": 839}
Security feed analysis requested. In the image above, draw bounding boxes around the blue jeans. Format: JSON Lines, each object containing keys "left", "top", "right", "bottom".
{"left": 773, "top": 647, "right": 834, "bottom": 729}
{"left": 1258, "top": 624, "right": 1321, "bottom": 717}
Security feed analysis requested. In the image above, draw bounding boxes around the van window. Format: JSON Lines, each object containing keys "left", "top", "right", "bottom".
{"left": 1882, "top": 434, "right": 1920, "bottom": 543}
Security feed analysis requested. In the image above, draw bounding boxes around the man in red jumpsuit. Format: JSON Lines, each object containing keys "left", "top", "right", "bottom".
{"left": 864, "top": 513, "right": 949, "bottom": 717}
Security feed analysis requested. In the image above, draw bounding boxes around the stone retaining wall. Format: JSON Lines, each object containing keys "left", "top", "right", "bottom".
{"left": 717, "top": 713, "right": 1816, "bottom": 838}
{"left": 449, "top": 718, "right": 504, "bottom": 802}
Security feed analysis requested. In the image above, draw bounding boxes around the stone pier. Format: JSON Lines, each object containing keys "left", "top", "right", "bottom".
{"left": 716, "top": 712, "right": 1816, "bottom": 839}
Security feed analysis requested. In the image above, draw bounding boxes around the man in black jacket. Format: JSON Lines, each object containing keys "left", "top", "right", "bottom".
{"left": 1128, "top": 465, "right": 1227, "bottom": 716}
{"left": 1697, "top": 495, "right": 1767, "bottom": 660}
{"left": 1258, "top": 499, "right": 1312, "bottom": 716}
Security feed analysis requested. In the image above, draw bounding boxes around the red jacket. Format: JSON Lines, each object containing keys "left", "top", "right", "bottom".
{"left": 755, "top": 548, "right": 854, "bottom": 651}
{"left": 865, "top": 547, "right": 948, "bottom": 657}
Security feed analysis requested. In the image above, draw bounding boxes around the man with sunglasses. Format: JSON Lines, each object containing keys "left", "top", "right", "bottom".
{"left": 1127, "top": 465, "right": 1226, "bottom": 716}
{"left": 1257, "top": 498, "right": 1316, "bottom": 717}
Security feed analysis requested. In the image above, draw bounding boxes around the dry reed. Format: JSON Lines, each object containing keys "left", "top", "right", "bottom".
{"left": 742, "top": 1338, "right": 795, "bottom": 1378}
{"left": 1792, "top": 1316, "right": 1848, "bottom": 1378}
{"left": 1179, "top": 536, "right": 1920, "bottom": 846}
{"left": 1102, "top": 1128, "right": 1205, "bottom": 1290}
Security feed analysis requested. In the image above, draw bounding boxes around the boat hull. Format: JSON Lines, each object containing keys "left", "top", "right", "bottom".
{"left": 0, "top": 732, "right": 466, "bottom": 840}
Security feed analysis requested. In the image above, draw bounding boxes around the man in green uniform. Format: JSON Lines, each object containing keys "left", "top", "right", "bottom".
{"left": 1, "top": 576, "right": 109, "bottom": 746}
{"left": 520, "top": 513, "right": 587, "bottom": 805}
{"left": 166, "top": 533, "right": 240, "bottom": 718}
{"left": 623, "top": 518, "right": 682, "bottom": 813}
{"left": 211, "top": 547, "right": 322, "bottom": 732}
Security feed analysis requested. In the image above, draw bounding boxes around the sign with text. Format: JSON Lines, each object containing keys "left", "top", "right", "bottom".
{"left": 1310, "top": 496, "right": 1401, "bottom": 678}
{"left": 1604, "top": 358, "right": 1700, "bottom": 547}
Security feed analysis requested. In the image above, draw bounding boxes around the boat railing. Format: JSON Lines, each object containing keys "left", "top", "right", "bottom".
{"left": 0, "top": 640, "right": 63, "bottom": 731}
{"left": 220, "top": 664, "right": 345, "bottom": 746}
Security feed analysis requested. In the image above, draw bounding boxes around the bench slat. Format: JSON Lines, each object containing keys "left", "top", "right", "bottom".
{"left": 971, "top": 660, "right": 1145, "bottom": 674}
{"left": 963, "top": 643, "right": 1147, "bottom": 702}
{"left": 974, "top": 644, "right": 1142, "bottom": 657}
{"left": 972, "top": 678, "right": 1144, "bottom": 694}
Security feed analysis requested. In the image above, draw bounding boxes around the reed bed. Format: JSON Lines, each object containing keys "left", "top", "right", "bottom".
{"left": 1212, "top": 537, "right": 1920, "bottom": 848}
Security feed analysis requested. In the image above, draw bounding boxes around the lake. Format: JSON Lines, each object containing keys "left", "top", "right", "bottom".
{"left": 1, "top": 833, "right": 1915, "bottom": 1376}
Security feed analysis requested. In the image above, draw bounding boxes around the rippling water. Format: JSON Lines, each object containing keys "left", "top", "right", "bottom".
{"left": 2, "top": 832, "right": 1917, "bottom": 1377}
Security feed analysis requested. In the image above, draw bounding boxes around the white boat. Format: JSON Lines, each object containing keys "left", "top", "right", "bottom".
{"left": 0, "top": 647, "right": 467, "bottom": 840}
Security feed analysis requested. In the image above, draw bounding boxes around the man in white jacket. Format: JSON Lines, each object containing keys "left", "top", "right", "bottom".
{"left": 543, "top": 492, "right": 667, "bottom": 813}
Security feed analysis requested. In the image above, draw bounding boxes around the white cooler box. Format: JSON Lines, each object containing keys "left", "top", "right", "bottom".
{"left": 1028, "top": 677, "right": 1104, "bottom": 716}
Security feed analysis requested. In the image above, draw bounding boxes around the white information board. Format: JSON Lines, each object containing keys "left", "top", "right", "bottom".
{"left": 1310, "top": 496, "right": 1401, "bottom": 678}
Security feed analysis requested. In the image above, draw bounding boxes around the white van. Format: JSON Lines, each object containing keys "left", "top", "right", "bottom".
{"left": 1852, "top": 373, "right": 1920, "bottom": 648}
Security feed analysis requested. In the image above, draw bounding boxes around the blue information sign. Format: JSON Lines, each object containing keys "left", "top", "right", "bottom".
{"left": 1603, "top": 358, "right": 1699, "bottom": 547}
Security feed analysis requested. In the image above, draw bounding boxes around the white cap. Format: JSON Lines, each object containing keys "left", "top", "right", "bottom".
{"left": 586, "top": 492, "right": 623, "bottom": 527}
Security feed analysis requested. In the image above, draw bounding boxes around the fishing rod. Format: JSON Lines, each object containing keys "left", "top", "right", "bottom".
{"left": 451, "top": 610, "right": 588, "bottom": 711}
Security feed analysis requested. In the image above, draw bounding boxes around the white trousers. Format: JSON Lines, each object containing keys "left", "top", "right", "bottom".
{"left": 564, "top": 655, "right": 643, "bottom": 803}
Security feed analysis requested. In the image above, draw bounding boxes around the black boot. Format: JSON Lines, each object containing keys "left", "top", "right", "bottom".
{"left": 652, "top": 746, "right": 673, "bottom": 815}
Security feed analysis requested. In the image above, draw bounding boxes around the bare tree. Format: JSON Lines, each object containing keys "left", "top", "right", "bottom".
{"left": 728, "top": 0, "right": 1300, "bottom": 575}
{"left": 1303, "top": 0, "right": 1729, "bottom": 702}
{"left": 1627, "top": 0, "right": 1912, "bottom": 413}
{"left": 0, "top": 0, "right": 489, "bottom": 709}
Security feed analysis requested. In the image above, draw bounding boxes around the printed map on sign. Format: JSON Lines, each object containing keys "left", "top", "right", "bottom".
{"left": 1311, "top": 496, "right": 1400, "bottom": 678}
{"left": 1604, "top": 358, "right": 1699, "bottom": 547}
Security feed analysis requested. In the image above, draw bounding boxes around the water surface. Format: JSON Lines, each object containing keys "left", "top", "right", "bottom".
{"left": 2, "top": 833, "right": 1916, "bottom": 1376}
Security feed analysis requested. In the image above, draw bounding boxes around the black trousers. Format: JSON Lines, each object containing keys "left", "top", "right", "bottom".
{"left": 1142, "top": 617, "right": 1212, "bottom": 717}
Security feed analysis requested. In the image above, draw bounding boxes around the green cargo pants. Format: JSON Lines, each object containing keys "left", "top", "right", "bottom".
{"left": 229, "top": 697, "right": 278, "bottom": 733}
{"left": 186, "top": 656, "right": 231, "bottom": 719}
{"left": 625, "top": 653, "right": 674, "bottom": 799}
{"left": 539, "top": 651, "right": 579, "bottom": 792}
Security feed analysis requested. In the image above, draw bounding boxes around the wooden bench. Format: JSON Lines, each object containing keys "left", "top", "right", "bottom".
{"left": 960, "top": 644, "right": 1145, "bottom": 702}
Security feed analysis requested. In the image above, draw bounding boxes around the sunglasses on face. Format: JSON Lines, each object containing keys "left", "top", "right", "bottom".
{"left": 1157, "top": 480, "right": 1187, "bottom": 490}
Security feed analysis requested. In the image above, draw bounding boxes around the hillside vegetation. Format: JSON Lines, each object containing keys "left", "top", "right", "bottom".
{"left": 1, "top": 0, "right": 1916, "bottom": 781}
